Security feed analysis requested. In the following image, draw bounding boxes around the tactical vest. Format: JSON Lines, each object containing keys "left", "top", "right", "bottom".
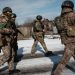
{"left": 33, "top": 21, "right": 43, "bottom": 32}
{"left": 61, "top": 12, "right": 75, "bottom": 37}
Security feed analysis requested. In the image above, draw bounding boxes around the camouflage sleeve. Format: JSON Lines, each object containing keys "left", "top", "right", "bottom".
{"left": 68, "top": 12, "right": 75, "bottom": 25}
{"left": 32, "top": 20, "right": 36, "bottom": 32}
{"left": 54, "top": 17, "right": 61, "bottom": 34}
{"left": 31, "top": 21, "right": 36, "bottom": 39}
{"left": 31, "top": 25, "right": 36, "bottom": 39}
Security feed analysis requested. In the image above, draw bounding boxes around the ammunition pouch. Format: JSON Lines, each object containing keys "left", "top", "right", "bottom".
{"left": 34, "top": 32, "right": 44, "bottom": 39}
{"left": 66, "top": 26, "right": 75, "bottom": 37}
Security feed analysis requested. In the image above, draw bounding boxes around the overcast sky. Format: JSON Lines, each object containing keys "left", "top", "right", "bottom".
{"left": 0, "top": 0, "right": 75, "bottom": 25}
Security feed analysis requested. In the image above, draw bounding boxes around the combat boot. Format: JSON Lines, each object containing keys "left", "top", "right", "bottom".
{"left": 31, "top": 49, "right": 37, "bottom": 57}
{"left": 45, "top": 51, "right": 54, "bottom": 57}
{"left": 9, "top": 69, "right": 20, "bottom": 74}
{"left": 14, "top": 56, "right": 20, "bottom": 62}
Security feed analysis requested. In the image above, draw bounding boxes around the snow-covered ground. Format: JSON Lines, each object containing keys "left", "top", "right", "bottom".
{"left": 17, "top": 36, "right": 64, "bottom": 55}
{"left": 0, "top": 35, "right": 75, "bottom": 75}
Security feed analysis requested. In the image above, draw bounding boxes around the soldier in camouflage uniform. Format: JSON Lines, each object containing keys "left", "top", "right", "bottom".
{"left": 11, "top": 13, "right": 18, "bottom": 62}
{"left": 0, "top": 7, "right": 14, "bottom": 74}
{"left": 53, "top": 1, "right": 75, "bottom": 75}
{"left": 31, "top": 15, "right": 54, "bottom": 56}
{"left": 0, "top": 7, "right": 20, "bottom": 74}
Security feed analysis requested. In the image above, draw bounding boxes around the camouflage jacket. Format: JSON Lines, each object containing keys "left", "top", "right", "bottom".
{"left": 33, "top": 20, "right": 44, "bottom": 32}
{"left": 0, "top": 14, "right": 13, "bottom": 46}
{"left": 55, "top": 11, "right": 75, "bottom": 44}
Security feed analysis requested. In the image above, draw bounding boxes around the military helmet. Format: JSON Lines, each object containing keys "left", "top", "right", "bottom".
{"left": 36, "top": 15, "right": 42, "bottom": 20}
{"left": 61, "top": 0, "right": 74, "bottom": 9}
{"left": 2, "top": 7, "right": 12, "bottom": 13}
{"left": 12, "top": 13, "right": 17, "bottom": 18}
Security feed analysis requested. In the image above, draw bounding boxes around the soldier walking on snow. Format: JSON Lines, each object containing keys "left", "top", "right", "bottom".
{"left": 31, "top": 15, "right": 54, "bottom": 56}
{"left": 53, "top": 1, "right": 75, "bottom": 75}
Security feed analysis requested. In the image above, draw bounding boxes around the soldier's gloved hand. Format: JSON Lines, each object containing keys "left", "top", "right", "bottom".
{"left": 1, "top": 28, "right": 12, "bottom": 34}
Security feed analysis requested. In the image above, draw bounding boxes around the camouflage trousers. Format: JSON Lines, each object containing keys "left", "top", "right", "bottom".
{"left": 31, "top": 32, "right": 48, "bottom": 54}
{"left": 0, "top": 43, "right": 14, "bottom": 71}
{"left": 53, "top": 43, "right": 75, "bottom": 75}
